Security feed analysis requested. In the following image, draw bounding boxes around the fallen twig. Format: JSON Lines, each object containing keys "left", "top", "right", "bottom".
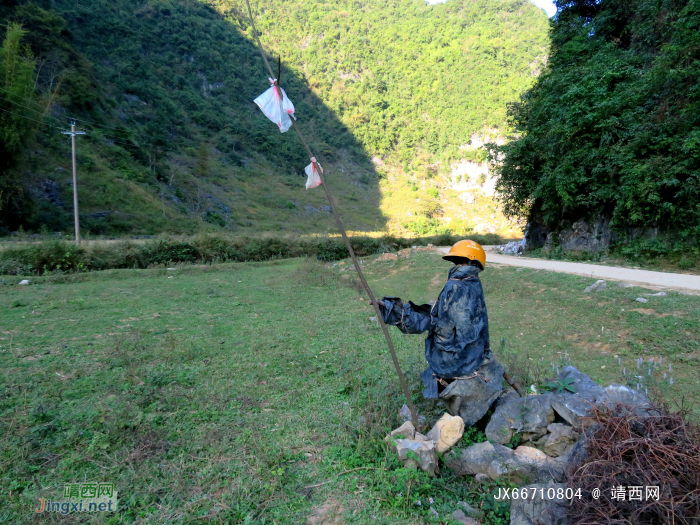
{"left": 303, "top": 467, "right": 384, "bottom": 489}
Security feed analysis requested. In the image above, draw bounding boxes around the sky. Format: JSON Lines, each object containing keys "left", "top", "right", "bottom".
{"left": 426, "top": 0, "right": 557, "bottom": 18}
{"left": 529, "top": 0, "right": 557, "bottom": 17}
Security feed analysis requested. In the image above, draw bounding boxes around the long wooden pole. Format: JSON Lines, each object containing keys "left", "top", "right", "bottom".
{"left": 244, "top": 0, "right": 419, "bottom": 427}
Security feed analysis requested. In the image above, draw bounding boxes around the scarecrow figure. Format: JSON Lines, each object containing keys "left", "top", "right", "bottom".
{"left": 372, "top": 240, "right": 505, "bottom": 426}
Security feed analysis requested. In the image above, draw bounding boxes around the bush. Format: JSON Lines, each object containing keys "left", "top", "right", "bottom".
{"left": 678, "top": 257, "right": 694, "bottom": 270}
{"left": 0, "top": 233, "right": 506, "bottom": 275}
{"left": 316, "top": 239, "right": 348, "bottom": 261}
{"left": 143, "top": 241, "right": 200, "bottom": 265}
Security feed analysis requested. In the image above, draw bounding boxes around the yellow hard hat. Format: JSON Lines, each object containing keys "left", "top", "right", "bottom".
{"left": 442, "top": 239, "right": 486, "bottom": 268}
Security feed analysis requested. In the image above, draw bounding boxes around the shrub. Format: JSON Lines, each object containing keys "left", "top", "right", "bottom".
{"left": 678, "top": 257, "right": 694, "bottom": 270}
{"left": 0, "top": 233, "right": 505, "bottom": 275}
{"left": 142, "top": 241, "right": 200, "bottom": 265}
{"left": 316, "top": 239, "right": 348, "bottom": 261}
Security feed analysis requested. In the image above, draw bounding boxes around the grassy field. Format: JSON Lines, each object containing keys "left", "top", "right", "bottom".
{"left": 1, "top": 251, "right": 698, "bottom": 524}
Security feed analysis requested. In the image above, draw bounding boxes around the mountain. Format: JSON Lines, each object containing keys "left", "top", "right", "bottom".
{"left": 0, "top": 0, "right": 548, "bottom": 237}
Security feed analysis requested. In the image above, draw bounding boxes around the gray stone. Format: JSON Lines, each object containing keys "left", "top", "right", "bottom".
{"left": 18, "top": 279, "right": 30, "bottom": 285}
{"left": 557, "top": 366, "right": 604, "bottom": 401}
{"left": 616, "top": 282, "right": 634, "bottom": 288}
{"left": 413, "top": 432, "right": 429, "bottom": 442}
{"left": 440, "top": 355, "right": 505, "bottom": 427}
{"left": 558, "top": 218, "right": 613, "bottom": 253}
{"left": 395, "top": 438, "right": 438, "bottom": 477}
{"left": 583, "top": 280, "right": 606, "bottom": 293}
{"left": 596, "top": 384, "right": 656, "bottom": 417}
{"left": 450, "top": 509, "right": 479, "bottom": 525}
{"left": 485, "top": 394, "right": 555, "bottom": 445}
{"left": 444, "top": 442, "right": 565, "bottom": 484}
{"left": 536, "top": 423, "right": 580, "bottom": 457}
{"left": 550, "top": 393, "right": 593, "bottom": 427}
{"left": 385, "top": 421, "right": 416, "bottom": 451}
{"left": 474, "top": 473, "right": 490, "bottom": 483}
{"left": 564, "top": 429, "right": 590, "bottom": 469}
{"left": 494, "top": 389, "right": 521, "bottom": 410}
{"left": 635, "top": 297, "right": 648, "bottom": 303}
{"left": 398, "top": 404, "right": 427, "bottom": 425}
{"left": 457, "top": 501, "right": 483, "bottom": 519}
{"left": 509, "top": 482, "right": 569, "bottom": 525}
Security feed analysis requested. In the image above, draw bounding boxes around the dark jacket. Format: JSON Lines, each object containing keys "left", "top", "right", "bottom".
{"left": 380, "top": 264, "right": 490, "bottom": 398}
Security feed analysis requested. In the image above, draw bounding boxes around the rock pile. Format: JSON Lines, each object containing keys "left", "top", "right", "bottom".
{"left": 497, "top": 238, "right": 526, "bottom": 255}
{"left": 384, "top": 365, "right": 655, "bottom": 524}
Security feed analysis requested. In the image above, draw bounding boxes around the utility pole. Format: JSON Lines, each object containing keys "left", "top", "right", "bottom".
{"left": 61, "top": 119, "right": 86, "bottom": 244}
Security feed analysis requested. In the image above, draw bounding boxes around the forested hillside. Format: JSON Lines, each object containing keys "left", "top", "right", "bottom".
{"left": 0, "top": 0, "right": 548, "bottom": 236}
{"left": 491, "top": 0, "right": 700, "bottom": 247}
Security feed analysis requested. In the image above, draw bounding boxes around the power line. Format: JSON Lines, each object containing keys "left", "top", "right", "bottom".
{"left": 0, "top": 93, "right": 65, "bottom": 126}
{"left": 0, "top": 104, "right": 62, "bottom": 129}
{"left": 0, "top": 87, "right": 254, "bottom": 159}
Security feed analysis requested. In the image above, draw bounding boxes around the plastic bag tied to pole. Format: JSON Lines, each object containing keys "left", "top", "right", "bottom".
{"left": 254, "top": 78, "right": 296, "bottom": 133}
{"left": 305, "top": 158, "right": 323, "bottom": 189}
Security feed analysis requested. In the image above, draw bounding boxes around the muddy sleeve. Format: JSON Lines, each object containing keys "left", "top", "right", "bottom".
{"left": 380, "top": 297, "right": 433, "bottom": 334}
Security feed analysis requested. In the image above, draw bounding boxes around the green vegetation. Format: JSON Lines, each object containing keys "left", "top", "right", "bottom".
{"left": 2, "top": 250, "right": 698, "bottom": 523}
{"left": 526, "top": 236, "right": 700, "bottom": 275}
{"left": 0, "top": 0, "right": 547, "bottom": 237}
{"left": 0, "top": 23, "right": 40, "bottom": 222}
{"left": 491, "top": 0, "right": 700, "bottom": 240}
{"left": 231, "top": 0, "right": 549, "bottom": 166}
{"left": 0, "top": 232, "right": 503, "bottom": 275}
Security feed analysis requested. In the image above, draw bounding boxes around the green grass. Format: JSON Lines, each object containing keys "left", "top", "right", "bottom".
{"left": 1, "top": 252, "right": 698, "bottom": 523}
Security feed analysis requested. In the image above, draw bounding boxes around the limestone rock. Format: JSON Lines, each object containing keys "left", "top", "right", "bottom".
{"left": 564, "top": 429, "right": 590, "bottom": 469}
{"left": 509, "top": 481, "right": 569, "bottom": 525}
{"left": 444, "top": 441, "right": 565, "bottom": 484}
{"left": 558, "top": 218, "right": 613, "bottom": 253}
{"left": 395, "top": 438, "right": 438, "bottom": 476}
{"left": 398, "top": 404, "right": 426, "bottom": 425}
{"left": 18, "top": 279, "right": 29, "bottom": 285}
{"left": 450, "top": 510, "right": 479, "bottom": 525}
{"left": 413, "top": 432, "right": 428, "bottom": 442}
{"left": 557, "top": 366, "right": 604, "bottom": 401}
{"left": 440, "top": 355, "right": 505, "bottom": 427}
{"left": 474, "top": 473, "right": 490, "bottom": 483}
{"left": 584, "top": 280, "right": 606, "bottom": 293}
{"left": 457, "top": 501, "right": 482, "bottom": 518}
{"left": 513, "top": 445, "right": 548, "bottom": 462}
{"left": 426, "top": 413, "right": 465, "bottom": 453}
{"left": 536, "top": 423, "right": 580, "bottom": 457}
{"left": 550, "top": 393, "right": 593, "bottom": 427}
{"left": 635, "top": 297, "right": 648, "bottom": 303}
{"left": 596, "top": 384, "right": 656, "bottom": 417}
{"left": 385, "top": 421, "right": 416, "bottom": 451}
{"left": 494, "top": 389, "right": 521, "bottom": 410}
{"left": 485, "top": 394, "right": 555, "bottom": 445}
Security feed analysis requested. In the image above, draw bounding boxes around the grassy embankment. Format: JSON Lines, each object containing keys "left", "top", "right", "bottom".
{"left": 1, "top": 251, "right": 698, "bottom": 523}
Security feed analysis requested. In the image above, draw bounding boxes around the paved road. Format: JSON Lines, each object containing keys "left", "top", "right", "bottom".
{"left": 437, "top": 247, "right": 700, "bottom": 293}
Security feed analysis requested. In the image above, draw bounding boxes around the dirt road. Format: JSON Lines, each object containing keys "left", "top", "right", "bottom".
{"left": 437, "top": 247, "right": 700, "bottom": 293}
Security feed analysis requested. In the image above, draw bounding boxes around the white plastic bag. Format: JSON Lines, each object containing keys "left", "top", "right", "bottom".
{"left": 305, "top": 158, "right": 323, "bottom": 189}
{"left": 254, "top": 78, "right": 296, "bottom": 133}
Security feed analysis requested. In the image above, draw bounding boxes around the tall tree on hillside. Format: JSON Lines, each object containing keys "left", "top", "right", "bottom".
{"left": 0, "top": 23, "right": 38, "bottom": 228}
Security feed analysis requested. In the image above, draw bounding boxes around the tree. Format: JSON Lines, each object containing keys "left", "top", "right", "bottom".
{"left": 0, "top": 23, "right": 38, "bottom": 228}
{"left": 490, "top": 0, "right": 700, "bottom": 240}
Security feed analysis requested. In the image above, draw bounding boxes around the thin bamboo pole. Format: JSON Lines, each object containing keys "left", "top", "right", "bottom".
{"left": 244, "top": 0, "right": 419, "bottom": 427}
